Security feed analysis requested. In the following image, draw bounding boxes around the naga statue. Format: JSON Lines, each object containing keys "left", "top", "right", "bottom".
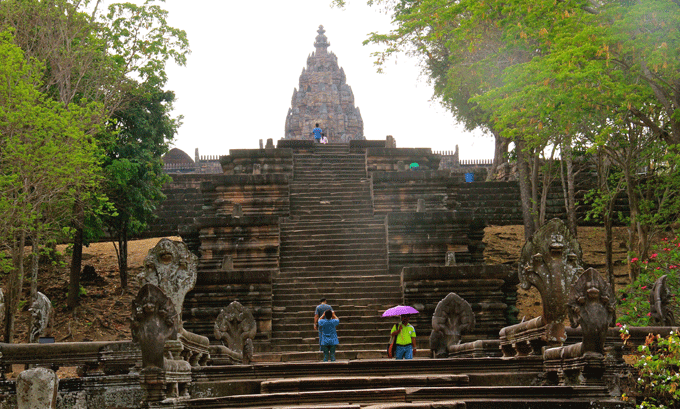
{"left": 130, "top": 284, "right": 191, "bottom": 401}
{"left": 567, "top": 268, "right": 616, "bottom": 356}
{"left": 518, "top": 218, "right": 584, "bottom": 345}
{"left": 213, "top": 301, "right": 257, "bottom": 364}
{"left": 429, "top": 293, "right": 475, "bottom": 358}
{"left": 649, "top": 275, "right": 675, "bottom": 326}
{"left": 141, "top": 238, "right": 210, "bottom": 366}
{"left": 29, "top": 292, "right": 53, "bottom": 344}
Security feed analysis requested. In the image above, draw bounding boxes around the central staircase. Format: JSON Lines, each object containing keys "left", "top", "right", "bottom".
{"left": 269, "top": 144, "right": 402, "bottom": 358}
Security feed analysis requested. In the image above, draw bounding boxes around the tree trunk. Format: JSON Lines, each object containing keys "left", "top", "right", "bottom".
{"left": 5, "top": 231, "right": 26, "bottom": 343}
{"left": 564, "top": 145, "right": 578, "bottom": 238}
{"left": 531, "top": 153, "right": 540, "bottom": 228}
{"left": 623, "top": 166, "right": 643, "bottom": 282}
{"left": 118, "top": 227, "right": 128, "bottom": 289}
{"left": 68, "top": 227, "right": 83, "bottom": 309}
{"left": 516, "top": 138, "right": 536, "bottom": 240}
{"left": 28, "top": 231, "right": 40, "bottom": 339}
{"left": 488, "top": 132, "right": 510, "bottom": 181}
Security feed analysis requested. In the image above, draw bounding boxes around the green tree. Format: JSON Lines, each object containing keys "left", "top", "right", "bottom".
{"left": 0, "top": 31, "right": 102, "bottom": 342}
{"left": 0, "top": 0, "right": 189, "bottom": 307}
{"left": 101, "top": 84, "right": 177, "bottom": 290}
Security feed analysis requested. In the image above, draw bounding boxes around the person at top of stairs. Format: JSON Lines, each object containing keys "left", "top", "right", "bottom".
{"left": 314, "top": 298, "right": 333, "bottom": 350}
{"left": 310, "top": 123, "right": 324, "bottom": 143}
{"left": 318, "top": 309, "right": 339, "bottom": 362}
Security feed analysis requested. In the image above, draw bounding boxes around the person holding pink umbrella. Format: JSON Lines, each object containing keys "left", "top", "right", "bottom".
{"left": 390, "top": 315, "right": 417, "bottom": 359}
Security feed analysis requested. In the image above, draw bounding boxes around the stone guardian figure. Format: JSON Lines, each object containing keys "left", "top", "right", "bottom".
{"left": 429, "top": 293, "right": 475, "bottom": 358}
{"left": 649, "top": 275, "right": 675, "bottom": 326}
{"left": 213, "top": 301, "right": 257, "bottom": 364}
{"left": 29, "top": 292, "right": 52, "bottom": 343}
{"left": 141, "top": 238, "right": 210, "bottom": 366}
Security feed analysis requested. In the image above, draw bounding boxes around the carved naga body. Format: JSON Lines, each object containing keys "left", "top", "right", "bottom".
{"left": 141, "top": 238, "right": 210, "bottom": 366}
{"left": 567, "top": 268, "right": 616, "bottom": 356}
{"left": 214, "top": 301, "right": 257, "bottom": 364}
{"left": 429, "top": 293, "right": 475, "bottom": 358}
{"left": 519, "top": 219, "right": 584, "bottom": 345}
{"left": 649, "top": 275, "right": 675, "bottom": 327}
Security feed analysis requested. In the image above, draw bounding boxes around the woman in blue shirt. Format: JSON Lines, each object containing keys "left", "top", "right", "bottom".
{"left": 318, "top": 309, "right": 339, "bottom": 361}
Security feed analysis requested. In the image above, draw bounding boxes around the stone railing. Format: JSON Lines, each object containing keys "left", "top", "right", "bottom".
{"left": 0, "top": 341, "right": 140, "bottom": 378}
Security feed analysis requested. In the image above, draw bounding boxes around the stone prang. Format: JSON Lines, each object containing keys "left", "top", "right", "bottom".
{"left": 284, "top": 25, "right": 364, "bottom": 143}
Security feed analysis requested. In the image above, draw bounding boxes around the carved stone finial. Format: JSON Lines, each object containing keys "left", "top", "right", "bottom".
{"left": 141, "top": 238, "right": 198, "bottom": 324}
{"left": 314, "top": 25, "right": 330, "bottom": 51}
{"left": 214, "top": 301, "right": 257, "bottom": 365}
{"left": 567, "top": 268, "right": 615, "bottom": 355}
{"left": 29, "top": 292, "right": 52, "bottom": 343}
{"left": 650, "top": 275, "right": 675, "bottom": 326}
{"left": 519, "top": 218, "right": 583, "bottom": 343}
{"left": 130, "top": 284, "right": 179, "bottom": 369}
{"left": 429, "top": 293, "right": 475, "bottom": 358}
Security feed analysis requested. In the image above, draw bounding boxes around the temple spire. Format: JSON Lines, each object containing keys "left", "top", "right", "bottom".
{"left": 314, "top": 25, "right": 330, "bottom": 53}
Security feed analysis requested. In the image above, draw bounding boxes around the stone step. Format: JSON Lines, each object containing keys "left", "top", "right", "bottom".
{"left": 252, "top": 348, "right": 428, "bottom": 362}
{"left": 271, "top": 304, "right": 398, "bottom": 315}
{"left": 273, "top": 282, "right": 400, "bottom": 291}
{"left": 276, "top": 268, "right": 391, "bottom": 276}
{"left": 260, "top": 374, "right": 469, "bottom": 393}
{"left": 280, "top": 226, "right": 385, "bottom": 235}
{"left": 279, "top": 240, "right": 386, "bottom": 249}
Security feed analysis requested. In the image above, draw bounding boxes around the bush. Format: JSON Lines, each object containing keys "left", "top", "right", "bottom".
{"left": 617, "top": 236, "right": 680, "bottom": 327}
{"left": 627, "top": 330, "right": 680, "bottom": 408}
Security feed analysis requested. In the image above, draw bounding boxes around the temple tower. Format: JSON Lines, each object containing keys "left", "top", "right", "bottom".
{"left": 284, "top": 25, "right": 364, "bottom": 142}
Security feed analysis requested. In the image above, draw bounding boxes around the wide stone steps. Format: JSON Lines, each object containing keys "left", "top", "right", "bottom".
{"left": 288, "top": 208, "right": 375, "bottom": 219}
{"left": 279, "top": 240, "right": 386, "bottom": 251}
{"left": 275, "top": 268, "right": 391, "bottom": 277}
{"left": 274, "top": 278, "right": 396, "bottom": 288}
{"left": 260, "top": 374, "right": 469, "bottom": 393}
{"left": 186, "top": 384, "right": 617, "bottom": 409}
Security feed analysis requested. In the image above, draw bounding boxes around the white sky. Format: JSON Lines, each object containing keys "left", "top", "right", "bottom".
{"left": 157, "top": 1, "right": 493, "bottom": 159}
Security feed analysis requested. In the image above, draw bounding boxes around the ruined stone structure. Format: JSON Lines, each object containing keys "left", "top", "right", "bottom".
{"left": 284, "top": 26, "right": 364, "bottom": 142}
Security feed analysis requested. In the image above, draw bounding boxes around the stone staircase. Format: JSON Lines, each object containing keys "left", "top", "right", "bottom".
{"left": 269, "top": 144, "right": 403, "bottom": 358}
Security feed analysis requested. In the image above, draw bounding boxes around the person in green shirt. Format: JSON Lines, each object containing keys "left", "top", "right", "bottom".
{"left": 390, "top": 315, "right": 417, "bottom": 359}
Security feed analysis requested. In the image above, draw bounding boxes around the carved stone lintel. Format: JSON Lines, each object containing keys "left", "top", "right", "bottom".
{"left": 650, "top": 275, "right": 675, "bottom": 326}
{"left": 214, "top": 301, "right": 257, "bottom": 365}
{"left": 429, "top": 293, "right": 475, "bottom": 358}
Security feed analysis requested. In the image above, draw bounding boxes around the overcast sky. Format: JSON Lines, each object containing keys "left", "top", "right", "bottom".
{"left": 156, "top": 1, "right": 493, "bottom": 160}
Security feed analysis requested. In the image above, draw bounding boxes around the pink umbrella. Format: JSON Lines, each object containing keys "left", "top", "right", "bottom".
{"left": 382, "top": 305, "right": 419, "bottom": 317}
